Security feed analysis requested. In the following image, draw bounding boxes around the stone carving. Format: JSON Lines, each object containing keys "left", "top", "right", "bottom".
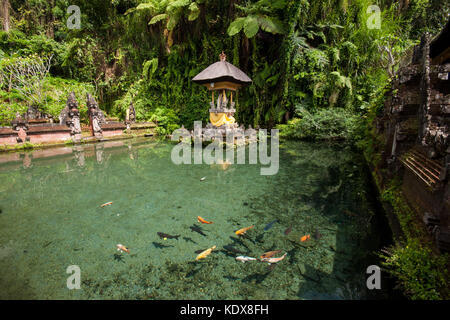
{"left": 11, "top": 112, "right": 29, "bottom": 143}
{"left": 382, "top": 27, "right": 450, "bottom": 253}
{"left": 60, "top": 92, "right": 82, "bottom": 142}
{"left": 128, "top": 102, "right": 136, "bottom": 123}
{"left": 25, "top": 105, "right": 51, "bottom": 122}
{"left": 86, "top": 93, "right": 106, "bottom": 138}
{"left": 126, "top": 102, "right": 136, "bottom": 130}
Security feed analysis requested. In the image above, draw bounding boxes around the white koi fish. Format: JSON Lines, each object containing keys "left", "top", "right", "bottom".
{"left": 116, "top": 244, "right": 130, "bottom": 253}
{"left": 261, "top": 253, "right": 287, "bottom": 264}
{"left": 236, "top": 256, "right": 257, "bottom": 263}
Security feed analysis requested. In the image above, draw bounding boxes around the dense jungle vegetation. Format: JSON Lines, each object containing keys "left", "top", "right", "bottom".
{"left": 0, "top": 0, "right": 448, "bottom": 135}
{"left": 1, "top": 0, "right": 449, "bottom": 299}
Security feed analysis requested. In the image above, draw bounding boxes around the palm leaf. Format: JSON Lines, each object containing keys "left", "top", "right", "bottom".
{"left": 257, "top": 16, "right": 285, "bottom": 34}
{"left": 167, "top": 0, "right": 190, "bottom": 12}
{"left": 227, "top": 17, "right": 246, "bottom": 36}
{"left": 188, "top": 2, "right": 200, "bottom": 21}
{"left": 149, "top": 13, "right": 168, "bottom": 25}
{"left": 136, "top": 3, "right": 156, "bottom": 11}
{"left": 244, "top": 16, "right": 259, "bottom": 38}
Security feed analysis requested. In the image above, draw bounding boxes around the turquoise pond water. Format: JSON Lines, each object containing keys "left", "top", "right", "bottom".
{"left": 0, "top": 137, "right": 390, "bottom": 299}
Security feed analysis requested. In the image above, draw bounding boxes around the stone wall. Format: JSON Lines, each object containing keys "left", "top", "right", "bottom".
{"left": 0, "top": 93, "right": 157, "bottom": 147}
{"left": 379, "top": 30, "right": 450, "bottom": 253}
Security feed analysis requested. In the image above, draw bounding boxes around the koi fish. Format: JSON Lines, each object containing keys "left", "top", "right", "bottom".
{"left": 260, "top": 250, "right": 283, "bottom": 260}
{"left": 195, "top": 245, "right": 216, "bottom": 260}
{"left": 197, "top": 216, "right": 213, "bottom": 224}
{"left": 200, "top": 177, "right": 206, "bottom": 181}
{"left": 157, "top": 232, "right": 180, "bottom": 240}
{"left": 236, "top": 256, "right": 257, "bottom": 263}
{"left": 261, "top": 253, "right": 287, "bottom": 264}
{"left": 300, "top": 234, "right": 311, "bottom": 242}
{"left": 235, "top": 225, "right": 254, "bottom": 236}
{"left": 101, "top": 202, "right": 113, "bottom": 207}
{"left": 264, "top": 220, "right": 278, "bottom": 231}
{"left": 284, "top": 226, "right": 292, "bottom": 235}
{"left": 116, "top": 244, "right": 129, "bottom": 253}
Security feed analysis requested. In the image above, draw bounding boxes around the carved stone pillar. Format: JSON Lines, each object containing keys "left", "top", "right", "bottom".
{"left": 126, "top": 102, "right": 136, "bottom": 131}
{"left": 86, "top": 93, "right": 105, "bottom": 139}
{"left": 11, "top": 112, "right": 29, "bottom": 143}
{"left": 60, "top": 92, "right": 82, "bottom": 142}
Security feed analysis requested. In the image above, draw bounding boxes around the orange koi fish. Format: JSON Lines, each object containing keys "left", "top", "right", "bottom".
{"left": 197, "top": 216, "right": 213, "bottom": 224}
{"left": 261, "top": 253, "right": 287, "bottom": 264}
{"left": 116, "top": 244, "right": 129, "bottom": 253}
{"left": 101, "top": 202, "right": 113, "bottom": 207}
{"left": 195, "top": 245, "right": 216, "bottom": 260}
{"left": 260, "top": 250, "right": 283, "bottom": 260}
{"left": 235, "top": 225, "right": 254, "bottom": 236}
{"left": 300, "top": 234, "right": 311, "bottom": 242}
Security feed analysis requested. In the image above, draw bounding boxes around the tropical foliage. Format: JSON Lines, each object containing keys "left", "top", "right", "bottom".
{"left": 1, "top": 0, "right": 449, "bottom": 128}
{"left": 0, "top": 0, "right": 449, "bottom": 299}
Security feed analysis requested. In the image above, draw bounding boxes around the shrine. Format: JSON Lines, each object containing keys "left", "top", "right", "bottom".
{"left": 192, "top": 51, "right": 252, "bottom": 138}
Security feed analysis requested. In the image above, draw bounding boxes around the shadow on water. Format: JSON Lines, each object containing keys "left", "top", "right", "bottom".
{"left": 152, "top": 242, "right": 174, "bottom": 249}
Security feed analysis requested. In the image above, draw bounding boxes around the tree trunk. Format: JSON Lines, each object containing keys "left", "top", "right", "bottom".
{"left": 1, "top": 0, "right": 11, "bottom": 32}
{"left": 242, "top": 36, "right": 249, "bottom": 73}
{"left": 46, "top": 0, "right": 55, "bottom": 38}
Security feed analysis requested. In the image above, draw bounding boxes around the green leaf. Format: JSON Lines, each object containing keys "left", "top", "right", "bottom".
{"left": 167, "top": 11, "right": 182, "bottom": 30}
{"left": 136, "top": 3, "right": 156, "bottom": 11}
{"left": 124, "top": 8, "right": 136, "bottom": 15}
{"left": 257, "top": 16, "right": 284, "bottom": 34}
{"left": 188, "top": 2, "right": 200, "bottom": 21}
{"left": 149, "top": 14, "right": 168, "bottom": 25}
{"left": 244, "top": 16, "right": 259, "bottom": 38}
{"left": 167, "top": 0, "right": 190, "bottom": 12}
{"left": 270, "top": 0, "right": 286, "bottom": 10}
{"left": 227, "top": 17, "right": 246, "bottom": 36}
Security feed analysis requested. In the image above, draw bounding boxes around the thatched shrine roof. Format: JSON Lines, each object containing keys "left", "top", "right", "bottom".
{"left": 192, "top": 52, "right": 252, "bottom": 86}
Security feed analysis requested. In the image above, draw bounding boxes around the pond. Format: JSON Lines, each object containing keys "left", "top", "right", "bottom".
{"left": 0, "top": 137, "right": 392, "bottom": 299}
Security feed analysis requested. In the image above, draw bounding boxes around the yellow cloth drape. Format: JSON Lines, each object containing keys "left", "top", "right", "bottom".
{"left": 209, "top": 112, "right": 235, "bottom": 127}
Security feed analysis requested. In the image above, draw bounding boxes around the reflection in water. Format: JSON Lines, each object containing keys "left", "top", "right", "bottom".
{"left": 22, "top": 153, "right": 32, "bottom": 169}
{"left": 0, "top": 139, "right": 146, "bottom": 170}
{"left": 95, "top": 145, "right": 104, "bottom": 164}
{"left": 73, "top": 145, "right": 85, "bottom": 167}
{"left": 0, "top": 138, "right": 391, "bottom": 299}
